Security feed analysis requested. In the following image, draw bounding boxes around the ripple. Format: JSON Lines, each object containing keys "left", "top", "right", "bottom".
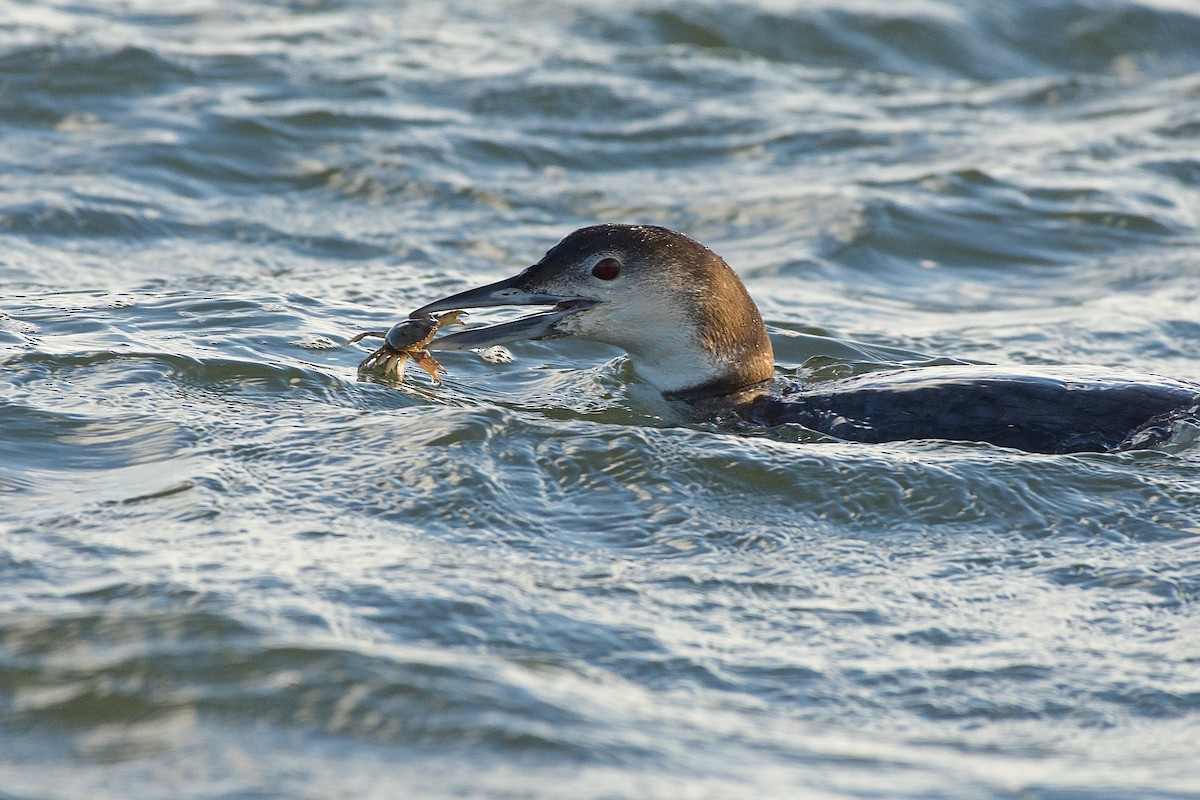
{"left": 617, "top": 3, "right": 1200, "bottom": 79}
{"left": 0, "top": 44, "right": 192, "bottom": 115}
{"left": 0, "top": 607, "right": 629, "bottom": 760}
{"left": 0, "top": 404, "right": 190, "bottom": 472}
{"left": 0, "top": 199, "right": 177, "bottom": 240}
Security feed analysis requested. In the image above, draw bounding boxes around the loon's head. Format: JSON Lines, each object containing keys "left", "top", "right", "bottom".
{"left": 412, "top": 224, "right": 775, "bottom": 400}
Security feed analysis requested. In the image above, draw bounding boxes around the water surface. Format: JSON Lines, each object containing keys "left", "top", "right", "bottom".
{"left": 3, "top": 1, "right": 1200, "bottom": 798}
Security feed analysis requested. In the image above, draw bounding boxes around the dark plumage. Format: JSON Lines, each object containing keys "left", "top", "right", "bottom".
{"left": 743, "top": 366, "right": 1200, "bottom": 453}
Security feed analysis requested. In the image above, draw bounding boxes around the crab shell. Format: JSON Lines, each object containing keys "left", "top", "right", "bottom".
{"left": 385, "top": 310, "right": 467, "bottom": 350}
{"left": 384, "top": 314, "right": 440, "bottom": 351}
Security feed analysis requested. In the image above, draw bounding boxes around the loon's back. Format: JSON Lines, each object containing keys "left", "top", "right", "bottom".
{"left": 743, "top": 366, "right": 1200, "bottom": 453}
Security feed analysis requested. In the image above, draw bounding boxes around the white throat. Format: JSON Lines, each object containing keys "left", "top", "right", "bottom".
{"left": 624, "top": 337, "right": 732, "bottom": 396}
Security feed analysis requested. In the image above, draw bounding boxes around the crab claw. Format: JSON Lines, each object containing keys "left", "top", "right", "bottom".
{"left": 410, "top": 350, "right": 448, "bottom": 384}
{"left": 433, "top": 310, "right": 468, "bottom": 328}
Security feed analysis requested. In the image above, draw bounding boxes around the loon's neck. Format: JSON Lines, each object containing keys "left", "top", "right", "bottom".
{"left": 648, "top": 334, "right": 776, "bottom": 419}
{"left": 661, "top": 375, "right": 773, "bottom": 404}
{"left": 620, "top": 291, "right": 776, "bottom": 401}
{"left": 623, "top": 340, "right": 775, "bottom": 406}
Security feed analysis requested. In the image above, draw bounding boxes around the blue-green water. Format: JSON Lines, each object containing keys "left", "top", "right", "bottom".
{"left": 3, "top": 2, "right": 1200, "bottom": 797}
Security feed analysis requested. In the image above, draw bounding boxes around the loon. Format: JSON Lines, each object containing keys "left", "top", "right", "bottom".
{"left": 410, "top": 224, "right": 1200, "bottom": 454}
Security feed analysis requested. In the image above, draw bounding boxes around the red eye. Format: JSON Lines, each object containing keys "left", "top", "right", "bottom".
{"left": 591, "top": 257, "right": 621, "bottom": 280}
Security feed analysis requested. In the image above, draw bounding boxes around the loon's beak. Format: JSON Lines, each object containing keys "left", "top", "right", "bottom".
{"left": 410, "top": 272, "right": 597, "bottom": 351}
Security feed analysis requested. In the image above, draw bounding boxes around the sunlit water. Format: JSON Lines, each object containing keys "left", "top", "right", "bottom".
{"left": 3, "top": 1, "right": 1200, "bottom": 798}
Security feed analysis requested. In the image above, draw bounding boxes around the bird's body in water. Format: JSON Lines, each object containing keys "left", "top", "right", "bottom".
{"left": 742, "top": 365, "right": 1199, "bottom": 453}
{"left": 408, "top": 224, "right": 1199, "bottom": 454}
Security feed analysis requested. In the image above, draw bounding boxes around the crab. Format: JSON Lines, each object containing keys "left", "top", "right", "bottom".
{"left": 344, "top": 310, "right": 467, "bottom": 384}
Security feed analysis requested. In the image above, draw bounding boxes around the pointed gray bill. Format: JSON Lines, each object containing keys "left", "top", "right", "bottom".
{"left": 410, "top": 272, "right": 596, "bottom": 351}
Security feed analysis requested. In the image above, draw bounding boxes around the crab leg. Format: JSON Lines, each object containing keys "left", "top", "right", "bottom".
{"left": 344, "top": 330, "right": 387, "bottom": 346}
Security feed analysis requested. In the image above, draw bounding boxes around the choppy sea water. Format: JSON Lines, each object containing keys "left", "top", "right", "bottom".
{"left": 3, "top": 1, "right": 1200, "bottom": 797}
